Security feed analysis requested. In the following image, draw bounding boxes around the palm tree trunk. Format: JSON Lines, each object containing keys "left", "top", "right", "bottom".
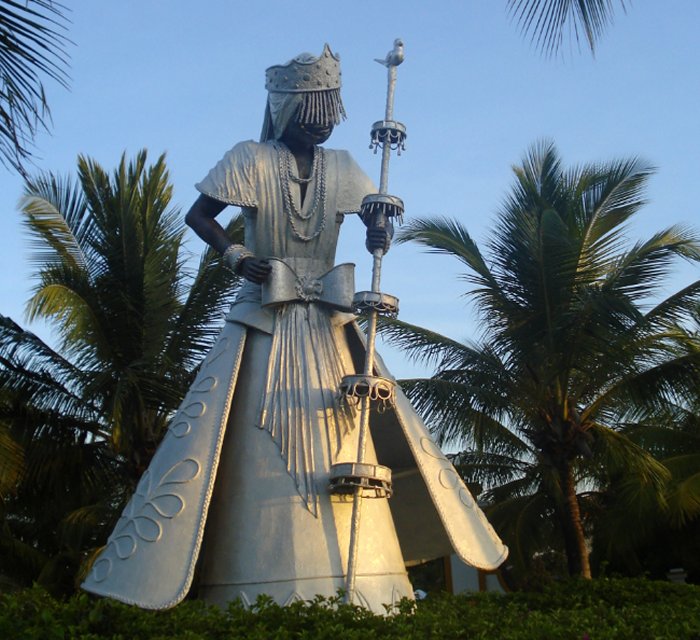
{"left": 556, "top": 459, "right": 592, "bottom": 579}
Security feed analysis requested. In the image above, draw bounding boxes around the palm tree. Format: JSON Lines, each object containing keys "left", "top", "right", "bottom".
{"left": 507, "top": 0, "right": 628, "bottom": 56}
{"left": 590, "top": 313, "right": 700, "bottom": 580}
{"left": 0, "top": 0, "right": 71, "bottom": 176}
{"left": 378, "top": 141, "right": 700, "bottom": 579}
{"left": 0, "top": 150, "right": 243, "bottom": 592}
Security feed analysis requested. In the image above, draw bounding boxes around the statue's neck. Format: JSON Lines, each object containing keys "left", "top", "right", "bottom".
{"left": 283, "top": 141, "right": 315, "bottom": 181}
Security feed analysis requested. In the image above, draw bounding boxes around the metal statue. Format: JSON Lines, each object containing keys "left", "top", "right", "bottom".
{"left": 82, "top": 44, "right": 507, "bottom": 614}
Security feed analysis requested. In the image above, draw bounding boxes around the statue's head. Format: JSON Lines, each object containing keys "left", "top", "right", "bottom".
{"left": 261, "top": 44, "right": 346, "bottom": 142}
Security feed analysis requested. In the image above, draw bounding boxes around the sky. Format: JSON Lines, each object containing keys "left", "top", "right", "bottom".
{"left": 1, "top": 1, "right": 699, "bottom": 378}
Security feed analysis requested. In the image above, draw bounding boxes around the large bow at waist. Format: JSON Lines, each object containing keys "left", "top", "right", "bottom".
{"left": 261, "top": 259, "right": 356, "bottom": 311}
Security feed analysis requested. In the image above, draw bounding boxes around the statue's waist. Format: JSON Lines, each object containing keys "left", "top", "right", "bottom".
{"left": 226, "top": 259, "right": 356, "bottom": 333}
{"left": 266, "top": 256, "right": 335, "bottom": 275}
{"left": 262, "top": 258, "right": 355, "bottom": 310}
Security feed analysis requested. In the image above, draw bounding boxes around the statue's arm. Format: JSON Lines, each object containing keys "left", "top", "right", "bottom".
{"left": 185, "top": 194, "right": 231, "bottom": 254}
{"left": 184, "top": 194, "right": 271, "bottom": 283}
{"left": 338, "top": 150, "right": 393, "bottom": 254}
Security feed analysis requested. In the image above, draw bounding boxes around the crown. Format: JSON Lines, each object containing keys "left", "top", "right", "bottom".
{"left": 265, "top": 44, "right": 341, "bottom": 93}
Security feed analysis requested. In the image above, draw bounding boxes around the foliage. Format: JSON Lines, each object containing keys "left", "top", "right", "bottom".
{"left": 1, "top": 578, "right": 699, "bottom": 639}
{"left": 0, "top": 151, "right": 243, "bottom": 593}
{"left": 0, "top": 0, "right": 71, "bottom": 176}
{"left": 590, "top": 339, "right": 700, "bottom": 580}
{"left": 507, "top": 0, "right": 628, "bottom": 56}
{"left": 380, "top": 140, "right": 700, "bottom": 581}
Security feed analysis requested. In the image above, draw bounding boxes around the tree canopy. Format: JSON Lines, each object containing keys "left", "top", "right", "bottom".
{"left": 379, "top": 140, "right": 700, "bottom": 580}
{"left": 0, "top": 150, "right": 243, "bottom": 592}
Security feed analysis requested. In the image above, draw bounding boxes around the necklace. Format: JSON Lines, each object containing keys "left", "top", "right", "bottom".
{"left": 278, "top": 143, "right": 327, "bottom": 242}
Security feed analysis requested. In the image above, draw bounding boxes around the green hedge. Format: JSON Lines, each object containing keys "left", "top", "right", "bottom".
{"left": 1, "top": 578, "right": 699, "bottom": 639}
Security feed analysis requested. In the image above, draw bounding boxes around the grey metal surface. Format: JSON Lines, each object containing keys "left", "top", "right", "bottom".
{"left": 261, "top": 258, "right": 355, "bottom": 310}
{"left": 329, "top": 461, "right": 393, "bottom": 498}
{"left": 197, "top": 325, "right": 413, "bottom": 612}
{"left": 81, "top": 321, "right": 249, "bottom": 609}
{"left": 352, "top": 291, "right": 399, "bottom": 317}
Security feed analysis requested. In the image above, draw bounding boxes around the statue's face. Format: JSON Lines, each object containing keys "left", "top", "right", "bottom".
{"left": 282, "top": 119, "right": 334, "bottom": 147}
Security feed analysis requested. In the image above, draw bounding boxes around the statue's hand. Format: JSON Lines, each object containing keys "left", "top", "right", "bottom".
{"left": 238, "top": 257, "right": 272, "bottom": 284}
{"left": 366, "top": 227, "right": 392, "bottom": 255}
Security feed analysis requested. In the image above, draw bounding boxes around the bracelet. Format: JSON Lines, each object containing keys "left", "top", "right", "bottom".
{"left": 223, "top": 244, "right": 254, "bottom": 273}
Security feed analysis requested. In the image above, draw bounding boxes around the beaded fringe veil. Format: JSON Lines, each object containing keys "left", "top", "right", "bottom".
{"left": 297, "top": 89, "right": 346, "bottom": 126}
{"left": 261, "top": 89, "right": 346, "bottom": 142}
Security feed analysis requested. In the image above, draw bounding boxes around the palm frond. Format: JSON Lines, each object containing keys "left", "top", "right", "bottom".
{"left": 163, "top": 215, "right": 243, "bottom": 372}
{"left": 0, "top": 0, "right": 71, "bottom": 175}
{"left": 399, "top": 376, "right": 528, "bottom": 454}
{"left": 375, "top": 315, "right": 473, "bottom": 369}
{"left": 588, "top": 423, "right": 670, "bottom": 492}
{"left": 0, "top": 520, "right": 49, "bottom": 582}
{"left": 622, "top": 423, "right": 700, "bottom": 459}
{"left": 603, "top": 226, "right": 700, "bottom": 302}
{"left": 25, "top": 280, "right": 105, "bottom": 361}
{"left": 0, "top": 315, "right": 103, "bottom": 425}
{"left": 575, "top": 158, "right": 654, "bottom": 272}
{"left": 396, "top": 216, "right": 501, "bottom": 296}
{"left": 453, "top": 450, "right": 535, "bottom": 487}
{"left": 643, "top": 280, "right": 700, "bottom": 329}
{"left": 507, "top": 0, "right": 627, "bottom": 56}
{"left": 0, "top": 421, "right": 24, "bottom": 496}
{"left": 20, "top": 172, "right": 89, "bottom": 272}
{"left": 486, "top": 490, "right": 556, "bottom": 571}
{"left": 591, "top": 350, "right": 700, "bottom": 423}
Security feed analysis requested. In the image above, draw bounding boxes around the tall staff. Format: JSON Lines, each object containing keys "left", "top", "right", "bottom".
{"left": 329, "top": 39, "right": 407, "bottom": 605}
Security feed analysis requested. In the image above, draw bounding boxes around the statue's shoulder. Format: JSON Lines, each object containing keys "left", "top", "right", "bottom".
{"left": 224, "top": 139, "right": 262, "bottom": 159}
{"left": 234, "top": 139, "right": 259, "bottom": 150}
{"left": 321, "top": 147, "right": 360, "bottom": 168}
{"left": 212, "top": 140, "right": 279, "bottom": 173}
{"left": 322, "top": 146, "right": 351, "bottom": 157}
{"left": 322, "top": 147, "right": 376, "bottom": 212}
{"left": 196, "top": 140, "right": 266, "bottom": 206}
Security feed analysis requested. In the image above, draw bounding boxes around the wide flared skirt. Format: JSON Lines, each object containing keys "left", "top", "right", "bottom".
{"left": 197, "top": 324, "right": 414, "bottom": 612}
{"left": 81, "top": 306, "right": 507, "bottom": 611}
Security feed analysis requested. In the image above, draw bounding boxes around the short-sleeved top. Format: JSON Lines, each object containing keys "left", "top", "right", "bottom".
{"left": 196, "top": 140, "right": 375, "bottom": 272}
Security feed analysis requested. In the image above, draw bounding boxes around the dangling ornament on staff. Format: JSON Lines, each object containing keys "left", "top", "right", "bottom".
{"left": 328, "top": 38, "right": 408, "bottom": 605}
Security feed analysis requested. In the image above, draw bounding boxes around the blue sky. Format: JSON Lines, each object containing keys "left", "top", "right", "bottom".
{"left": 1, "top": 1, "right": 698, "bottom": 377}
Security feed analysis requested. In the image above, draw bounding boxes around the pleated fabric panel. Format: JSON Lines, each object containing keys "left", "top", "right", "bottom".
{"left": 259, "top": 303, "right": 355, "bottom": 515}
